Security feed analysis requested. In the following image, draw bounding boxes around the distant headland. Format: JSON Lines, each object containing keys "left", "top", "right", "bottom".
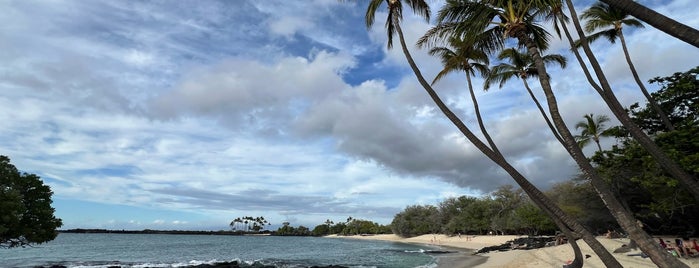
{"left": 59, "top": 229, "right": 271, "bottom": 236}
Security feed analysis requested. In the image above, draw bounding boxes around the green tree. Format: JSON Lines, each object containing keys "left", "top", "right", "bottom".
{"left": 489, "top": 185, "right": 525, "bottom": 235}
{"left": 591, "top": 67, "right": 699, "bottom": 235}
{"left": 578, "top": 1, "right": 673, "bottom": 131}
{"left": 484, "top": 47, "right": 567, "bottom": 144}
{"left": 574, "top": 113, "right": 615, "bottom": 152}
{"left": 355, "top": 0, "right": 615, "bottom": 265}
{"left": 1, "top": 155, "right": 62, "bottom": 248}
{"left": 511, "top": 201, "right": 556, "bottom": 235}
{"left": 631, "top": 67, "right": 699, "bottom": 134}
{"left": 564, "top": 0, "right": 699, "bottom": 207}
{"left": 442, "top": 1, "right": 691, "bottom": 265}
{"left": 391, "top": 205, "right": 440, "bottom": 237}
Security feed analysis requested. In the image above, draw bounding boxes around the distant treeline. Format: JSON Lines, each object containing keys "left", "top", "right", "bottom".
{"left": 59, "top": 229, "right": 260, "bottom": 235}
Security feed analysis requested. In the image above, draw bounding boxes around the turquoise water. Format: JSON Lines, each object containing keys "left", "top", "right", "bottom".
{"left": 0, "top": 233, "right": 439, "bottom": 268}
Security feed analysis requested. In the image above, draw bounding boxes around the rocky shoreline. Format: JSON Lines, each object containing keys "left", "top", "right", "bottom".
{"left": 34, "top": 261, "right": 349, "bottom": 268}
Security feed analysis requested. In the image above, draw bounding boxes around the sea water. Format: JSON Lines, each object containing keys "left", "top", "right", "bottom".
{"left": 0, "top": 233, "right": 440, "bottom": 268}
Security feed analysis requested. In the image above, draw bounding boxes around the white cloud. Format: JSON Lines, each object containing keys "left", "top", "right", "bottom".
{"left": 1, "top": 0, "right": 695, "bottom": 229}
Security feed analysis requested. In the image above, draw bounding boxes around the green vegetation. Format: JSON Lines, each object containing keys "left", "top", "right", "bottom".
{"left": 276, "top": 218, "right": 390, "bottom": 237}
{"left": 590, "top": 67, "right": 699, "bottom": 235}
{"left": 348, "top": 0, "right": 696, "bottom": 266}
{"left": 1, "top": 155, "right": 62, "bottom": 248}
{"left": 391, "top": 186, "right": 555, "bottom": 238}
{"left": 229, "top": 216, "right": 270, "bottom": 233}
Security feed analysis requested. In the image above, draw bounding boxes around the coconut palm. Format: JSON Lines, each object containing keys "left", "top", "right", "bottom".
{"left": 598, "top": 0, "right": 699, "bottom": 48}
{"left": 574, "top": 114, "right": 614, "bottom": 152}
{"left": 427, "top": 1, "right": 683, "bottom": 266}
{"left": 484, "top": 48, "right": 566, "bottom": 144}
{"left": 427, "top": 36, "right": 502, "bottom": 155}
{"left": 578, "top": 1, "right": 674, "bottom": 131}
{"left": 563, "top": 0, "right": 699, "bottom": 202}
{"left": 359, "top": 1, "right": 613, "bottom": 266}
{"left": 425, "top": 31, "right": 591, "bottom": 268}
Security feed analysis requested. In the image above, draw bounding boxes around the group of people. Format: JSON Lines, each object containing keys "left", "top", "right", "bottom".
{"left": 659, "top": 237, "right": 699, "bottom": 258}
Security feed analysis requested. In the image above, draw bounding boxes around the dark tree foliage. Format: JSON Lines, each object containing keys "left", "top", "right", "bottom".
{"left": 546, "top": 179, "right": 616, "bottom": 234}
{"left": 391, "top": 205, "right": 440, "bottom": 237}
{"left": 1, "top": 155, "right": 62, "bottom": 248}
{"left": 392, "top": 186, "right": 557, "bottom": 237}
{"left": 629, "top": 66, "right": 699, "bottom": 134}
{"left": 591, "top": 67, "right": 699, "bottom": 235}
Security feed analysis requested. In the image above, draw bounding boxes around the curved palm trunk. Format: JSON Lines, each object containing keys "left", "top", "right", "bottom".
{"left": 519, "top": 6, "right": 687, "bottom": 266}
{"left": 594, "top": 138, "right": 602, "bottom": 152}
{"left": 599, "top": 0, "right": 699, "bottom": 48}
{"left": 393, "top": 18, "right": 617, "bottom": 268}
{"left": 465, "top": 73, "right": 502, "bottom": 156}
{"left": 564, "top": 0, "right": 699, "bottom": 202}
{"left": 521, "top": 79, "right": 564, "bottom": 145}
{"left": 471, "top": 75, "right": 583, "bottom": 268}
{"left": 618, "top": 31, "right": 674, "bottom": 131}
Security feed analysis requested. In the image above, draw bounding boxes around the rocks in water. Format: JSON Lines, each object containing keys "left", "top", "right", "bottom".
{"left": 34, "top": 261, "right": 349, "bottom": 268}
{"left": 476, "top": 236, "right": 557, "bottom": 254}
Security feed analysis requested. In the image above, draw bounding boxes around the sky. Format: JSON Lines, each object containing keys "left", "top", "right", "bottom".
{"left": 1, "top": 0, "right": 697, "bottom": 231}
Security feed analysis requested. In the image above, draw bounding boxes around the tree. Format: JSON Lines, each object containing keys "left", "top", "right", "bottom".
{"left": 561, "top": 1, "right": 691, "bottom": 266}
{"left": 355, "top": 0, "right": 614, "bottom": 266}
{"left": 426, "top": 36, "right": 501, "bottom": 154}
{"left": 591, "top": 67, "right": 699, "bottom": 235}
{"left": 564, "top": 0, "right": 699, "bottom": 204}
{"left": 1, "top": 155, "right": 62, "bottom": 248}
{"left": 391, "top": 205, "right": 440, "bottom": 237}
{"left": 632, "top": 67, "right": 699, "bottom": 134}
{"left": 574, "top": 113, "right": 615, "bottom": 152}
{"left": 598, "top": 0, "right": 699, "bottom": 48}
{"left": 484, "top": 47, "right": 567, "bottom": 144}
{"left": 432, "top": 0, "right": 680, "bottom": 266}
{"left": 578, "top": 1, "right": 673, "bottom": 131}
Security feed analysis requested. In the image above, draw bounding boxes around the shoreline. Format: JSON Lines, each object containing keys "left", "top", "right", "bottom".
{"left": 326, "top": 234, "right": 517, "bottom": 267}
{"left": 327, "top": 234, "right": 699, "bottom": 267}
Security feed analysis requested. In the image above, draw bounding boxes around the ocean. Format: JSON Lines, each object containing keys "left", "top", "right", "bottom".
{"left": 0, "top": 233, "right": 444, "bottom": 268}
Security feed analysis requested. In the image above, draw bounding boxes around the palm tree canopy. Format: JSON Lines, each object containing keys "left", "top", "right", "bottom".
{"left": 429, "top": 36, "right": 490, "bottom": 85}
{"left": 484, "top": 48, "right": 566, "bottom": 89}
{"left": 579, "top": 1, "right": 644, "bottom": 44}
{"left": 574, "top": 113, "right": 614, "bottom": 148}
{"left": 363, "top": 0, "right": 430, "bottom": 49}
{"left": 419, "top": 0, "right": 556, "bottom": 55}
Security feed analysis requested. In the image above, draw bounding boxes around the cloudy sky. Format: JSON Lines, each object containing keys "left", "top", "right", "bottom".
{"left": 1, "top": 0, "right": 697, "bottom": 230}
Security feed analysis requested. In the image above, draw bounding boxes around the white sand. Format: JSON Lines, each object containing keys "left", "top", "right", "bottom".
{"left": 327, "top": 234, "right": 699, "bottom": 267}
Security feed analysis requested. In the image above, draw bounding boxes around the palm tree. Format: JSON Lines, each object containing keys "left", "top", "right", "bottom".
{"left": 359, "top": 1, "right": 613, "bottom": 267}
{"left": 563, "top": 0, "right": 699, "bottom": 201}
{"left": 427, "top": 36, "right": 502, "bottom": 155}
{"left": 484, "top": 48, "right": 566, "bottom": 144}
{"left": 579, "top": 1, "right": 674, "bottom": 131}
{"left": 425, "top": 32, "right": 591, "bottom": 268}
{"left": 574, "top": 114, "right": 614, "bottom": 152}
{"left": 599, "top": 0, "right": 699, "bottom": 48}
{"left": 428, "top": 1, "right": 683, "bottom": 266}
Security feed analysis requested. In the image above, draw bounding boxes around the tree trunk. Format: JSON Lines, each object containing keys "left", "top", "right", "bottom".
{"left": 466, "top": 73, "right": 502, "bottom": 156}
{"left": 565, "top": 0, "right": 699, "bottom": 202}
{"left": 393, "top": 18, "right": 621, "bottom": 268}
{"left": 599, "top": 0, "right": 699, "bottom": 48}
{"left": 521, "top": 78, "right": 564, "bottom": 144}
{"left": 528, "top": 3, "right": 692, "bottom": 267}
{"left": 618, "top": 31, "right": 674, "bottom": 131}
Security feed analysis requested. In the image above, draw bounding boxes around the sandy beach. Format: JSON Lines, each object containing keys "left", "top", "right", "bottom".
{"left": 327, "top": 234, "right": 699, "bottom": 267}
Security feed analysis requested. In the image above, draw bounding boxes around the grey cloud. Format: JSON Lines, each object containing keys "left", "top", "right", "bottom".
{"left": 150, "top": 186, "right": 399, "bottom": 219}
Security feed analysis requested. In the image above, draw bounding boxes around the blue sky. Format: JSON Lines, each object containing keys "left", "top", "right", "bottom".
{"left": 1, "top": 0, "right": 697, "bottom": 231}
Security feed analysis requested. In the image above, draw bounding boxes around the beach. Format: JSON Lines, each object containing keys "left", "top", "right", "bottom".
{"left": 328, "top": 234, "right": 699, "bottom": 267}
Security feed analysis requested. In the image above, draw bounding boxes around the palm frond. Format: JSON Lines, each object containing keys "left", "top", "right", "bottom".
{"left": 364, "top": 0, "right": 383, "bottom": 28}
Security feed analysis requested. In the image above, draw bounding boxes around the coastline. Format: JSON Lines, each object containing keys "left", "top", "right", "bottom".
{"left": 327, "top": 234, "right": 699, "bottom": 267}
